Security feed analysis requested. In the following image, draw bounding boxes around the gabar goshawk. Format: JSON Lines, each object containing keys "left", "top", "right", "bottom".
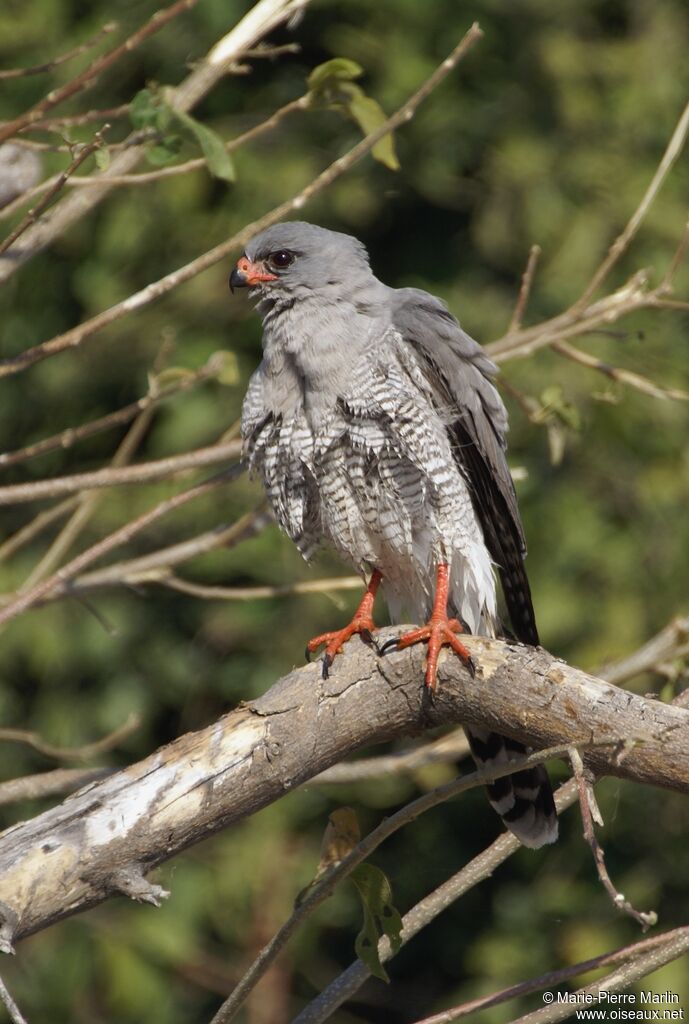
{"left": 230, "top": 221, "right": 557, "bottom": 848}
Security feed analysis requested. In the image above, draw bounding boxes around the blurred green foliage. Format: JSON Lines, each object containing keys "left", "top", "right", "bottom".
{"left": 1, "top": 0, "right": 688, "bottom": 1020}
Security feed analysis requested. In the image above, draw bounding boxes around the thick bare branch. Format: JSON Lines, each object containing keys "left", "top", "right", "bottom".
{"left": 0, "top": 634, "right": 687, "bottom": 949}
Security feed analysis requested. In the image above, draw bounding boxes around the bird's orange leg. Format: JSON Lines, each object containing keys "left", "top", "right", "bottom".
{"left": 307, "top": 570, "right": 382, "bottom": 677}
{"left": 392, "top": 563, "right": 475, "bottom": 691}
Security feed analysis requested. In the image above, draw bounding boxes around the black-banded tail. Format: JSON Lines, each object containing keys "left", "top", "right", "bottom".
{"left": 466, "top": 726, "right": 558, "bottom": 848}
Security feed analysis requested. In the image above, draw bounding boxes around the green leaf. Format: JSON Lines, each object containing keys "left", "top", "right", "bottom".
{"left": 307, "top": 57, "right": 363, "bottom": 92}
{"left": 145, "top": 135, "right": 182, "bottom": 167}
{"left": 94, "top": 147, "right": 111, "bottom": 172}
{"left": 351, "top": 864, "right": 403, "bottom": 982}
{"left": 347, "top": 93, "right": 400, "bottom": 171}
{"left": 129, "top": 88, "right": 161, "bottom": 131}
{"left": 169, "top": 108, "right": 236, "bottom": 182}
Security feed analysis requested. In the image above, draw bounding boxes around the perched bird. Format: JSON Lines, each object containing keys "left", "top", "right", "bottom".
{"left": 231, "top": 221, "right": 557, "bottom": 848}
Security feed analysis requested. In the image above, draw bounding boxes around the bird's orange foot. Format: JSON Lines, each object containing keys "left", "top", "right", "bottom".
{"left": 306, "top": 570, "right": 382, "bottom": 678}
{"left": 394, "top": 616, "right": 474, "bottom": 691}
{"left": 379, "top": 563, "right": 476, "bottom": 691}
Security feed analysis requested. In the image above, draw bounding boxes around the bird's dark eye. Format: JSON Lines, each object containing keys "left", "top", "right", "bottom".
{"left": 268, "top": 250, "right": 295, "bottom": 270}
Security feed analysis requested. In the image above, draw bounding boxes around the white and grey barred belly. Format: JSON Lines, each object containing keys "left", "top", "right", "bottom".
{"left": 243, "top": 359, "right": 498, "bottom": 636}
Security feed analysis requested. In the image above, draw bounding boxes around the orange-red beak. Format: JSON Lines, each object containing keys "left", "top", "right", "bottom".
{"left": 229, "top": 255, "right": 278, "bottom": 292}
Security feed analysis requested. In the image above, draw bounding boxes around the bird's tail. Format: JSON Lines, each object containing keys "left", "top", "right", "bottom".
{"left": 465, "top": 726, "right": 558, "bottom": 848}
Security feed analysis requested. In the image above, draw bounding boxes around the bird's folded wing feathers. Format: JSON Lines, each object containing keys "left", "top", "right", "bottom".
{"left": 391, "top": 288, "right": 539, "bottom": 645}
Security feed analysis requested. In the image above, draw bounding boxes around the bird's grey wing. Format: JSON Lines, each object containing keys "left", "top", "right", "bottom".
{"left": 391, "top": 287, "right": 539, "bottom": 646}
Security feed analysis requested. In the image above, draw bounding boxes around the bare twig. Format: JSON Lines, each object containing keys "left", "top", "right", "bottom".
{"left": 18, "top": 358, "right": 164, "bottom": 589}
{"left": 575, "top": 96, "right": 689, "bottom": 310}
{"left": 211, "top": 751, "right": 579, "bottom": 1024}
{"left": 314, "top": 730, "right": 471, "bottom": 784}
{"left": 0, "top": 506, "right": 271, "bottom": 608}
{"left": 0, "top": 0, "right": 200, "bottom": 145}
{"left": 551, "top": 339, "right": 689, "bottom": 402}
{"left": 291, "top": 781, "right": 582, "bottom": 1024}
{"left": 0, "top": 22, "right": 118, "bottom": 79}
{"left": 0, "top": 128, "right": 109, "bottom": 258}
{"left": 0, "top": 712, "right": 140, "bottom": 763}
{"left": 0, "top": 22, "right": 483, "bottom": 377}
{"left": 0, "top": 0, "right": 316, "bottom": 282}
{"left": 161, "top": 573, "right": 362, "bottom": 601}
{"left": 0, "top": 768, "right": 110, "bottom": 807}
{"left": 510, "top": 930, "right": 689, "bottom": 1024}
{"left": 0, "top": 353, "right": 224, "bottom": 470}
{"left": 0, "top": 440, "right": 241, "bottom": 505}
{"left": 0, "top": 498, "right": 78, "bottom": 563}
{"left": 412, "top": 926, "right": 689, "bottom": 1023}
{"left": 28, "top": 104, "right": 131, "bottom": 131}
{"left": 62, "top": 94, "right": 311, "bottom": 187}
{"left": 570, "top": 747, "right": 656, "bottom": 929}
{"left": 508, "top": 244, "right": 541, "bottom": 333}
{"left": 661, "top": 216, "right": 689, "bottom": 290}
{"left": 0, "top": 467, "right": 240, "bottom": 628}
{"left": 0, "top": 976, "right": 29, "bottom": 1024}
{"left": 600, "top": 612, "right": 689, "bottom": 686}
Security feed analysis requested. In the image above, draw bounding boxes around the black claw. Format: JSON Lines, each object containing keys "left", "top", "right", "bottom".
{"left": 379, "top": 637, "right": 399, "bottom": 656}
{"left": 466, "top": 656, "right": 476, "bottom": 679}
{"left": 321, "top": 654, "right": 332, "bottom": 680}
{"left": 305, "top": 646, "right": 312, "bottom": 664}
{"left": 359, "top": 628, "right": 374, "bottom": 647}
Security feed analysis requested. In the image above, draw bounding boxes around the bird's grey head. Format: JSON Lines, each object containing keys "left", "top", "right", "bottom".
{"left": 229, "top": 221, "right": 375, "bottom": 309}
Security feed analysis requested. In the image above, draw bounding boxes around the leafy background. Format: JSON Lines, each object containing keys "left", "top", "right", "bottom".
{"left": 0, "top": 0, "right": 688, "bottom": 1020}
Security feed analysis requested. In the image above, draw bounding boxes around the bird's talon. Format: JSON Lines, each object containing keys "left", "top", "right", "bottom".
{"left": 359, "top": 628, "right": 373, "bottom": 647}
{"left": 305, "top": 646, "right": 312, "bottom": 664}
{"left": 321, "top": 654, "right": 332, "bottom": 680}
{"left": 467, "top": 656, "right": 476, "bottom": 679}
{"left": 379, "top": 637, "right": 400, "bottom": 656}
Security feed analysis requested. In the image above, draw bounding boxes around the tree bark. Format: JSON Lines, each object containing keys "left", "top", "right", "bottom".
{"left": 0, "top": 632, "right": 687, "bottom": 951}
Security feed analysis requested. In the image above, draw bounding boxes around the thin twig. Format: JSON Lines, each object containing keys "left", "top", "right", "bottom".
{"left": 510, "top": 930, "right": 689, "bottom": 1024}
{"left": 18, "top": 356, "right": 164, "bottom": 590}
{"left": 290, "top": 780, "right": 582, "bottom": 1024}
{"left": 0, "top": 467, "right": 240, "bottom": 628}
{"left": 0, "top": 22, "right": 483, "bottom": 378}
{"left": 0, "top": 0, "right": 314, "bottom": 280}
{"left": 314, "top": 729, "right": 471, "bottom": 784}
{"left": 599, "top": 612, "right": 689, "bottom": 687}
{"left": 0, "top": 497, "right": 78, "bottom": 563}
{"left": 570, "top": 747, "right": 657, "bottom": 929}
{"left": 212, "top": 751, "right": 594, "bottom": 1024}
{"left": 0, "top": 712, "right": 140, "bottom": 763}
{"left": 161, "top": 574, "right": 362, "bottom": 601}
{"left": 575, "top": 96, "right": 689, "bottom": 310}
{"left": 0, "top": 507, "right": 271, "bottom": 608}
{"left": 0, "top": 353, "right": 223, "bottom": 469}
{"left": 27, "top": 104, "right": 131, "bottom": 131}
{"left": 552, "top": 339, "right": 689, "bottom": 402}
{"left": 0, "top": 128, "right": 109, "bottom": 258}
{"left": 0, "top": 440, "right": 242, "bottom": 505}
{"left": 0, "top": 0, "right": 200, "bottom": 145}
{"left": 0, "top": 22, "right": 118, "bottom": 79}
{"left": 0, "top": 976, "right": 29, "bottom": 1024}
{"left": 508, "top": 244, "right": 541, "bottom": 333}
{"left": 660, "top": 217, "right": 689, "bottom": 291}
{"left": 412, "top": 925, "right": 689, "bottom": 1024}
{"left": 63, "top": 95, "right": 311, "bottom": 186}
{"left": 0, "top": 767, "right": 111, "bottom": 807}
